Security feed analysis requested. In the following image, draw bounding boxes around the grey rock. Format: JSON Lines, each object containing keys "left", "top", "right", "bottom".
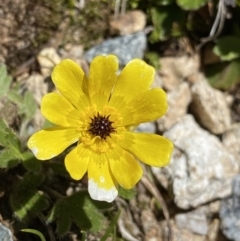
{"left": 190, "top": 75, "right": 231, "bottom": 134}
{"left": 136, "top": 122, "right": 156, "bottom": 133}
{"left": 158, "top": 82, "right": 192, "bottom": 132}
{"left": 158, "top": 220, "right": 205, "bottom": 241}
{"left": 152, "top": 114, "right": 239, "bottom": 209}
{"left": 175, "top": 206, "right": 209, "bottom": 235}
{"left": 84, "top": 32, "right": 147, "bottom": 67}
{"left": 222, "top": 123, "right": 240, "bottom": 158}
{"left": 0, "top": 224, "right": 13, "bottom": 241}
{"left": 220, "top": 175, "right": 240, "bottom": 241}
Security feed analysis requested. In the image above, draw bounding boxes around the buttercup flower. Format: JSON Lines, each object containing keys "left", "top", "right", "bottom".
{"left": 28, "top": 55, "right": 173, "bottom": 202}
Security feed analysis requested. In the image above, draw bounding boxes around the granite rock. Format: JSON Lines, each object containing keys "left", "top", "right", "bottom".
{"left": 152, "top": 114, "right": 239, "bottom": 209}
{"left": 175, "top": 206, "right": 209, "bottom": 235}
{"left": 222, "top": 123, "right": 240, "bottom": 159}
{"left": 0, "top": 224, "right": 13, "bottom": 241}
{"left": 190, "top": 75, "right": 231, "bottom": 134}
{"left": 84, "top": 32, "right": 147, "bottom": 67}
{"left": 136, "top": 122, "right": 156, "bottom": 133}
{"left": 158, "top": 82, "right": 192, "bottom": 132}
{"left": 158, "top": 220, "right": 205, "bottom": 241}
{"left": 220, "top": 175, "right": 240, "bottom": 241}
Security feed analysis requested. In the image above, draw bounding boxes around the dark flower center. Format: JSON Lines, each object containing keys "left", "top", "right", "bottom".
{"left": 88, "top": 113, "right": 115, "bottom": 139}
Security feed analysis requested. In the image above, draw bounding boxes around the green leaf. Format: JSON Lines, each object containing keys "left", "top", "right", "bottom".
{"left": 155, "top": 0, "right": 175, "bottom": 5}
{"left": 206, "top": 59, "right": 240, "bottom": 90}
{"left": 0, "top": 148, "right": 20, "bottom": 168}
{"left": 100, "top": 211, "right": 121, "bottom": 241}
{"left": 46, "top": 161, "right": 68, "bottom": 176}
{"left": 20, "top": 92, "right": 37, "bottom": 120}
{"left": 213, "top": 36, "right": 240, "bottom": 61}
{"left": 47, "top": 190, "right": 112, "bottom": 235}
{"left": 8, "top": 85, "right": 37, "bottom": 120}
{"left": 10, "top": 173, "right": 49, "bottom": 221}
{"left": 0, "top": 64, "right": 12, "bottom": 98}
{"left": 0, "top": 120, "right": 23, "bottom": 168}
{"left": 21, "top": 229, "right": 46, "bottom": 241}
{"left": 150, "top": 4, "right": 185, "bottom": 41}
{"left": 177, "top": 0, "right": 208, "bottom": 10}
{"left": 8, "top": 88, "right": 23, "bottom": 106}
{"left": 118, "top": 186, "right": 136, "bottom": 200}
{"left": 145, "top": 52, "right": 161, "bottom": 70}
{"left": 22, "top": 152, "right": 42, "bottom": 172}
{"left": 0, "top": 120, "right": 20, "bottom": 148}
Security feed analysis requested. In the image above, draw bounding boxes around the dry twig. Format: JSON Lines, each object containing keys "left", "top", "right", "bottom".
{"left": 141, "top": 175, "right": 172, "bottom": 241}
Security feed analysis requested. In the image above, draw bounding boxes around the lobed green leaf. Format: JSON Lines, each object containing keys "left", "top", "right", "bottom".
{"left": 10, "top": 173, "right": 49, "bottom": 221}
{"left": 47, "top": 190, "right": 112, "bottom": 235}
{"left": 213, "top": 36, "right": 240, "bottom": 61}
{"left": 21, "top": 152, "right": 42, "bottom": 172}
{"left": 0, "top": 120, "right": 23, "bottom": 168}
{"left": 206, "top": 59, "right": 240, "bottom": 90}
{"left": 177, "top": 0, "right": 208, "bottom": 10}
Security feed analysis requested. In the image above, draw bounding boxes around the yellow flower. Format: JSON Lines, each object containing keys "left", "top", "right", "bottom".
{"left": 28, "top": 55, "right": 173, "bottom": 202}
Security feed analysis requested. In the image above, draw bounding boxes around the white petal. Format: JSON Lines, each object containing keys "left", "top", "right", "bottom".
{"left": 88, "top": 179, "right": 118, "bottom": 202}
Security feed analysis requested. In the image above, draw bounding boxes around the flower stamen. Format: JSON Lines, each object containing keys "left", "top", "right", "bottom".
{"left": 88, "top": 113, "right": 115, "bottom": 139}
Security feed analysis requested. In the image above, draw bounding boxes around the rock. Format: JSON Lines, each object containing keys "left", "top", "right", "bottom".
{"left": 151, "top": 72, "right": 163, "bottom": 88}
{"left": 220, "top": 175, "right": 240, "bottom": 241}
{"left": 159, "top": 54, "right": 200, "bottom": 91}
{"left": 153, "top": 114, "right": 239, "bottom": 209}
{"left": 37, "top": 47, "right": 61, "bottom": 78}
{"left": 207, "top": 219, "right": 220, "bottom": 241}
{"left": 24, "top": 73, "right": 48, "bottom": 105}
{"left": 0, "top": 223, "right": 13, "bottom": 241}
{"left": 110, "top": 10, "right": 146, "bottom": 35}
{"left": 158, "top": 82, "right": 192, "bottom": 132}
{"left": 222, "top": 123, "right": 240, "bottom": 158}
{"left": 175, "top": 206, "right": 209, "bottom": 235}
{"left": 136, "top": 122, "right": 156, "bottom": 133}
{"left": 59, "top": 44, "right": 84, "bottom": 66}
{"left": 158, "top": 220, "right": 205, "bottom": 241}
{"left": 190, "top": 75, "right": 231, "bottom": 134}
{"left": 84, "top": 32, "right": 147, "bottom": 67}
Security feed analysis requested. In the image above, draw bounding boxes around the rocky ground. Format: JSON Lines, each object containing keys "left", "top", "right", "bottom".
{"left": 1, "top": 1, "right": 240, "bottom": 241}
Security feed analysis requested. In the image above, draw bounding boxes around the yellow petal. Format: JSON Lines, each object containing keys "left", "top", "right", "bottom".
{"left": 51, "top": 59, "right": 90, "bottom": 110}
{"left": 109, "top": 59, "right": 155, "bottom": 109}
{"left": 28, "top": 127, "right": 79, "bottom": 160}
{"left": 65, "top": 144, "right": 91, "bottom": 180}
{"left": 41, "top": 92, "right": 81, "bottom": 127}
{"left": 108, "top": 145, "right": 143, "bottom": 189}
{"left": 119, "top": 132, "right": 173, "bottom": 167}
{"left": 88, "top": 55, "right": 118, "bottom": 110}
{"left": 88, "top": 153, "right": 118, "bottom": 202}
{"left": 121, "top": 88, "right": 168, "bottom": 126}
